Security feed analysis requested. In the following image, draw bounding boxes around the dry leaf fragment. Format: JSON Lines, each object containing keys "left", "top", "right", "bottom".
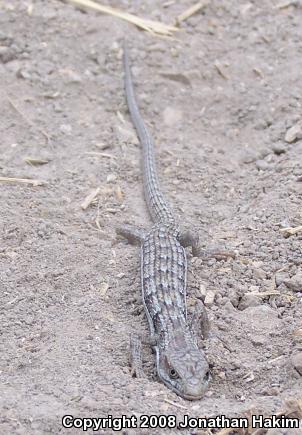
{"left": 99, "top": 282, "right": 109, "bottom": 296}
{"left": 115, "top": 185, "right": 124, "bottom": 202}
{"left": 25, "top": 157, "right": 49, "bottom": 166}
{"left": 253, "top": 67, "right": 264, "bottom": 78}
{"left": 81, "top": 187, "right": 100, "bottom": 210}
{"left": 214, "top": 61, "right": 229, "bottom": 80}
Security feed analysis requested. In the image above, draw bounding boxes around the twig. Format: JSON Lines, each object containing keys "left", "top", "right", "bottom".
{"left": 0, "top": 176, "right": 45, "bottom": 186}
{"left": 85, "top": 152, "right": 116, "bottom": 159}
{"left": 163, "top": 398, "right": 187, "bottom": 410}
{"left": 175, "top": 1, "right": 208, "bottom": 25}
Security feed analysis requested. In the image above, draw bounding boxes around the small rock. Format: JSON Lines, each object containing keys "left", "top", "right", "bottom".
{"left": 240, "top": 148, "right": 259, "bottom": 163}
{"left": 162, "top": 106, "right": 183, "bottom": 127}
{"left": 275, "top": 271, "right": 290, "bottom": 287}
{"left": 204, "top": 290, "right": 215, "bottom": 306}
{"left": 80, "top": 396, "right": 99, "bottom": 409}
{"left": 285, "top": 121, "right": 302, "bottom": 143}
{"left": 106, "top": 174, "right": 117, "bottom": 183}
{"left": 198, "top": 283, "right": 207, "bottom": 300}
{"left": 238, "top": 293, "right": 261, "bottom": 311}
{"left": 291, "top": 352, "right": 302, "bottom": 375}
{"left": 59, "top": 124, "right": 72, "bottom": 135}
{"left": 160, "top": 72, "right": 191, "bottom": 86}
{"left": 253, "top": 268, "right": 266, "bottom": 280}
{"left": 251, "top": 335, "right": 265, "bottom": 346}
{"left": 255, "top": 159, "right": 270, "bottom": 171}
{"left": 284, "top": 272, "right": 302, "bottom": 292}
{"left": 0, "top": 45, "right": 17, "bottom": 63}
{"left": 259, "top": 386, "right": 279, "bottom": 396}
{"left": 228, "top": 289, "right": 240, "bottom": 307}
{"left": 224, "top": 301, "right": 236, "bottom": 312}
{"left": 272, "top": 142, "right": 286, "bottom": 155}
{"left": 115, "top": 124, "right": 138, "bottom": 144}
{"left": 59, "top": 68, "right": 82, "bottom": 84}
{"left": 16, "top": 68, "right": 32, "bottom": 80}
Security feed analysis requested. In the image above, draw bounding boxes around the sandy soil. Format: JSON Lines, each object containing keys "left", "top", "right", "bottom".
{"left": 1, "top": 1, "right": 302, "bottom": 434}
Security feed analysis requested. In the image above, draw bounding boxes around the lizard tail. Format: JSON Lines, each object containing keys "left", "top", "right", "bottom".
{"left": 123, "top": 43, "right": 176, "bottom": 226}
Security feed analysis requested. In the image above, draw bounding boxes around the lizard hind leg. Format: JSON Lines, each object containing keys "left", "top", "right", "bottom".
{"left": 179, "top": 230, "right": 201, "bottom": 257}
{"left": 116, "top": 224, "right": 146, "bottom": 246}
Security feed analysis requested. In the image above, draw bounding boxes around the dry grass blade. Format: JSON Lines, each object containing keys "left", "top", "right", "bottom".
{"left": 7, "top": 95, "right": 50, "bottom": 143}
{"left": 0, "top": 176, "right": 45, "bottom": 186}
{"left": 66, "top": 0, "right": 178, "bottom": 36}
{"left": 175, "top": 1, "right": 208, "bottom": 25}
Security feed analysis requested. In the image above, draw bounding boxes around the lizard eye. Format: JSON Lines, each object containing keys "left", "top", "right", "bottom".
{"left": 169, "top": 368, "right": 179, "bottom": 379}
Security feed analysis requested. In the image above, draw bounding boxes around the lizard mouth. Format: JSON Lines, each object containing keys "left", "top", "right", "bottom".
{"left": 160, "top": 377, "right": 209, "bottom": 401}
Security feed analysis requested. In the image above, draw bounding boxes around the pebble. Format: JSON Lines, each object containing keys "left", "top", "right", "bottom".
{"left": 284, "top": 272, "right": 302, "bottom": 292}
{"left": 228, "top": 289, "right": 240, "bottom": 307}
{"left": 115, "top": 125, "right": 138, "bottom": 145}
{"left": 272, "top": 142, "right": 286, "bottom": 155}
{"left": 291, "top": 352, "right": 302, "bottom": 375}
{"left": 59, "top": 68, "right": 82, "bottom": 84}
{"left": 255, "top": 159, "right": 270, "bottom": 171}
{"left": 240, "top": 148, "right": 260, "bottom": 163}
{"left": 198, "top": 283, "right": 207, "bottom": 300}
{"left": 285, "top": 121, "right": 302, "bottom": 143}
{"left": 106, "top": 174, "right": 117, "bottom": 183}
{"left": 59, "top": 124, "right": 72, "bottom": 135}
{"left": 160, "top": 72, "right": 191, "bottom": 86}
{"left": 0, "top": 45, "right": 17, "bottom": 63}
{"left": 275, "top": 271, "right": 290, "bottom": 287}
{"left": 259, "top": 386, "right": 279, "bottom": 396}
{"left": 162, "top": 106, "right": 183, "bottom": 127}
{"left": 204, "top": 290, "right": 215, "bottom": 306}
{"left": 238, "top": 293, "right": 261, "bottom": 311}
{"left": 251, "top": 335, "right": 266, "bottom": 346}
{"left": 253, "top": 268, "right": 266, "bottom": 280}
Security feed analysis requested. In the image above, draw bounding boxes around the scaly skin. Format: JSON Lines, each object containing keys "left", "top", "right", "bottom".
{"left": 122, "top": 44, "right": 210, "bottom": 400}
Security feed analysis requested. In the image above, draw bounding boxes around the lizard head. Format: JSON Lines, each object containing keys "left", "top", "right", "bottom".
{"left": 156, "top": 339, "right": 210, "bottom": 400}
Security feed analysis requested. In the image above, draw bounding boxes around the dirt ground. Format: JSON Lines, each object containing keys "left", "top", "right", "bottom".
{"left": 1, "top": 0, "right": 302, "bottom": 434}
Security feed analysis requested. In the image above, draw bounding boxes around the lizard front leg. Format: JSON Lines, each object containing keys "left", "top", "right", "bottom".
{"left": 130, "top": 332, "right": 157, "bottom": 378}
{"left": 189, "top": 299, "right": 210, "bottom": 340}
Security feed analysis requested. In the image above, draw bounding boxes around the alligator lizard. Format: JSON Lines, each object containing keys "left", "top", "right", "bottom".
{"left": 118, "top": 44, "right": 210, "bottom": 400}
